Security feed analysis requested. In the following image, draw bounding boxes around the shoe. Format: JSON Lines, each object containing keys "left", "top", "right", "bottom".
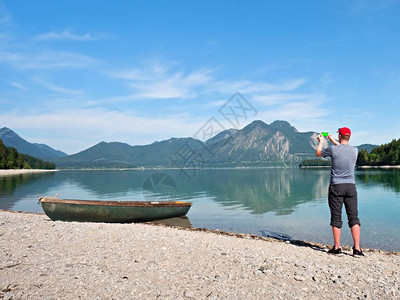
{"left": 327, "top": 247, "right": 343, "bottom": 255}
{"left": 353, "top": 247, "right": 365, "bottom": 257}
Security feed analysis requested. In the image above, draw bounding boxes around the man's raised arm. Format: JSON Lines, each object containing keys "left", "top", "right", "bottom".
{"left": 316, "top": 134, "right": 324, "bottom": 157}
{"left": 328, "top": 133, "right": 340, "bottom": 146}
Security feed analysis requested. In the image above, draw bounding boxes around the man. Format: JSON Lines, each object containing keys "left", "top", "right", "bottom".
{"left": 316, "top": 127, "right": 364, "bottom": 257}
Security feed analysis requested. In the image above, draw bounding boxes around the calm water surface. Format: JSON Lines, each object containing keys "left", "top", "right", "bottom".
{"left": 1, "top": 169, "right": 399, "bottom": 251}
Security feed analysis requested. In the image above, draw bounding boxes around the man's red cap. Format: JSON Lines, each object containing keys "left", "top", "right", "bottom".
{"left": 337, "top": 127, "right": 351, "bottom": 136}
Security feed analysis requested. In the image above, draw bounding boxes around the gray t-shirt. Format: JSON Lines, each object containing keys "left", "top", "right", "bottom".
{"left": 322, "top": 144, "right": 358, "bottom": 185}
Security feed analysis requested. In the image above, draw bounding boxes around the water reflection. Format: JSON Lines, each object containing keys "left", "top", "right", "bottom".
{"left": 357, "top": 169, "right": 400, "bottom": 194}
{"left": 0, "top": 172, "right": 56, "bottom": 210}
{"left": 186, "top": 169, "right": 331, "bottom": 215}
{"left": 3, "top": 169, "right": 398, "bottom": 216}
{"left": 0, "top": 169, "right": 332, "bottom": 216}
{"left": 147, "top": 216, "right": 192, "bottom": 228}
{"left": 56, "top": 170, "right": 149, "bottom": 196}
{"left": 1, "top": 169, "right": 399, "bottom": 251}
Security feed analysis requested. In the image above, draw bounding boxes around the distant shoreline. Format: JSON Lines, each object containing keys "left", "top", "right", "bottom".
{"left": 298, "top": 166, "right": 331, "bottom": 169}
{"left": 357, "top": 165, "right": 400, "bottom": 169}
{"left": 0, "top": 169, "right": 58, "bottom": 176}
{"left": 300, "top": 165, "right": 400, "bottom": 169}
{"left": 56, "top": 166, "right": 294, "bottom": 171}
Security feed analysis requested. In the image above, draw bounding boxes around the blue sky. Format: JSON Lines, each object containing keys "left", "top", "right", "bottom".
{"left": 1, "top": 0, "right": 400, "bottom": 154}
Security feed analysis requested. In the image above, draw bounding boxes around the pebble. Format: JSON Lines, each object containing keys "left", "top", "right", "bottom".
{"left": 294, "top": 275, "right": 306, "bottom": 281}
{"left": 3, "top": 292, "right": 12, "bottom": 300}
{"left": 1, "top": 210, "right": 400, "bottom": 299}
{"left": 258, "top": 265, "right": 269, "bottom": 272}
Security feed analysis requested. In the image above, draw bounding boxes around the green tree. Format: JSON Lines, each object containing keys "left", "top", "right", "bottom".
{"left": 299, "top": 159, "right": 331, "bottom": 167}
{"left": 0, "top": 139, "right": 55, "bottom": 170}
{"left": 0, "top": 140, "right": 7, "bottom": 169}
{"left": 6, "top": 147, "right": 19, "bottom": 169}
{"left": 366, "top": 138, "right": 400, "bottom": 166}
{"left": 369, "top": 152, "right": 379, "bottom": 165}
{"left": 16, "top": 155, "right": 24, "bottom": 168}
{"left": 357, "top": 149, "right": 369, "bottom": 166}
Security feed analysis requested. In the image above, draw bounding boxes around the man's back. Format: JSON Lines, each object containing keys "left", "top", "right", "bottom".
{"left": 322, "top": 144, "right": 358, "bottom": 185}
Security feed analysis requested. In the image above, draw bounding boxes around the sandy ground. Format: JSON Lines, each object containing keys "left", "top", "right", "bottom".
{"left": 0, "top": 170, "right": 58, "bottom": 177}
{"left": 1, "top": 210, "right": 399, "bottom": 300}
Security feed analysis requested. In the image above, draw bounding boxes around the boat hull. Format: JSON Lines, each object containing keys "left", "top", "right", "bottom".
{"left": 40, "top": 198, "right": 192, "bottom": 223}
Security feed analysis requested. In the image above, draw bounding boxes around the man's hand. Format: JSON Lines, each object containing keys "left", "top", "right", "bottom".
{"left": 328, "top": 133, "right": 340, "bottom": 146}
{"left": 316, "top": 134, "right": 324, "bottom": 157}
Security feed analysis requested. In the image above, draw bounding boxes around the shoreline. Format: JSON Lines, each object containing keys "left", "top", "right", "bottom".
{"left": 0, "top": 169, "right": 58, "bottom": 177}
{"left": 54, "top": 165, "right": 400, "bottom": 171}
{"left": 300, "top": 165, "right": 400, "bottom": 169}
{"left": 1, "top": 210, "right": 399, "bottom": 299}
{"left": 299, "top": 166, "right": 331, "bottom": 169}
{"left": 357, "top": 165, "right": 400, "bottom": 169}
{"left": 55, "top": 166, "right": 294, "bottom": 171}
{"left": 2, "top": 209, "right": 399, "bottom": 256}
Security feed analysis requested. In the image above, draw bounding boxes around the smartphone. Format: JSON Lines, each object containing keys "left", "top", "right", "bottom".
{"left": 322, "top": 132, "right": 329, "bottom": 137}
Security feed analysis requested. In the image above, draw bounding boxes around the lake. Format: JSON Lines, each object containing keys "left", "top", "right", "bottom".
{"left": 1, "top": 168, "right": 399, "bottom": 252}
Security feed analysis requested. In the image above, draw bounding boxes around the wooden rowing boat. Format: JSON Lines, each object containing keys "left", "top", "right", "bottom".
{"left": 40, "top": 197, "right": 192, "bottom": 223}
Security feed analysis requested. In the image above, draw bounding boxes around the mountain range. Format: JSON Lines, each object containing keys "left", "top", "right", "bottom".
{"left": 0, "top": 127, "right": 67, "bottom": 160}
{"left": 1, "top": 121, "right": 378, "bottom": 168}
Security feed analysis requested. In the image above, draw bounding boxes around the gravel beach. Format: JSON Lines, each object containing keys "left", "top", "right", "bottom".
{"left": 0, "top": 170, "right": 58, "bottom": 177}
{"left": 1, "top": 210, "right": 399, "bottom": 300}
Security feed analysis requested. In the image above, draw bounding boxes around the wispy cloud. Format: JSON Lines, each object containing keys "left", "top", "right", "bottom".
{"left": 207, "top": 78, "right": 306, "bottom": 95}
{"left": 111, "top": 61, "right": 306, "bottom": 101}
{"left": 129, "top": 69, "right": 213, "bottom": 99}
{"left": 253, "top": 93, "right": 325, "bottom": 106}
{"left": 9, "top": 81, "right": 27, "bottom": 91}
{"left": 35, "top": 78, "right": 85, "bottom": 95}
{"left": 351, "top": 0, "right": 400, "bottom": 13}
{"left": 112, "top": 61, "right": 171, "bottom": 81}
{"left": 113, "top": 62, "right": 214, "bottom": 99}
{"left": 0, "top": 49, "right": 98, "bottom": 69}
{"left": 0, "top": 108, "right": 208, "bottom": 154}
{"left": 257, "top": 97, "right": 329, "bottom": 134}
{"left": 35, "top": 30, "right": 96, "bottom": 42}
{"left": 204, "top": 100, "right": 228, "bottom": 108}
{"left": 0, "top": 15, "right": 98, "bottom": 70}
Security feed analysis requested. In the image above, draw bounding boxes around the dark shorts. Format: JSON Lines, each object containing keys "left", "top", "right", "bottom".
{"left": 328, "top": 183, "right": 360, "bottom": 228}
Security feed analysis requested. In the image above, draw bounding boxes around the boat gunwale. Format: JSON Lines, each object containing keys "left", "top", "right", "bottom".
{"left": 39, "top": 197, "right": 192, "bottom": 207}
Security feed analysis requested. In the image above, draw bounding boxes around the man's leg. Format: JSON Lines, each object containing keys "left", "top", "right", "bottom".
{"left": 328, "top": 185, "right": 344, "bottom": 249}
{"left": 351, "top": 224, "right": 361, "bottom": 250}
{"left": 344, "top": 184, "right": 361, "bottom": 250}
{"left": 332, "top": 226, "right": 341, "bottom": 249}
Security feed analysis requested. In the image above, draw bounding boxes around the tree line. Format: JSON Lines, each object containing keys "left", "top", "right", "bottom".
{"left": 299, "top": 158, "right": 331, "bottom": 167}
{"left": 300, "top": 138, "right": 400, "bottom": 167}
{"left": 0, "top": 139, "right": 56, "bottom": 169}
{"left": 357, "top": 138, "right": 400, "bottom": 166}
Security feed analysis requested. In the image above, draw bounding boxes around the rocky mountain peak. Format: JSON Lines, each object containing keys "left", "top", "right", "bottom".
{"left": 0, "top": 127, "right": 18, "bottom": 138}
{"left": 269, "top": 120, "right": 297, "bottom": 132}
{"left": 0, "top": 127, "right": 67, "bottom": 159}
